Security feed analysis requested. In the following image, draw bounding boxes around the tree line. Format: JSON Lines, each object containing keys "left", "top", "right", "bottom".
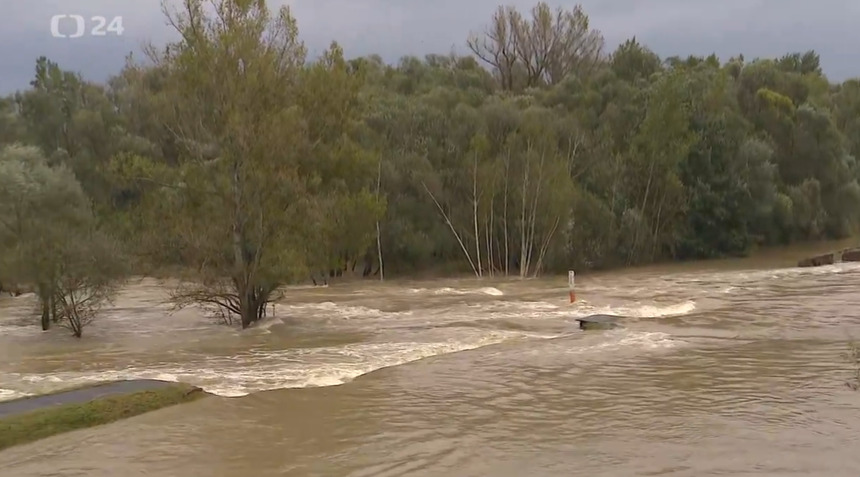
{"left": 1, "top": 0, "right": 859, "bottom": 334}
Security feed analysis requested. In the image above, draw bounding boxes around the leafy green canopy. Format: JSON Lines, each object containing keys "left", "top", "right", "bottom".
{"left": 1, "top": 1, "right": 858, "bottom": 308}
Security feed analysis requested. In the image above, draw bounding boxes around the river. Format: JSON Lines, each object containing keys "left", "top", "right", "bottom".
{"left": 1, "top": 248, "right": 859, "bottom": 476}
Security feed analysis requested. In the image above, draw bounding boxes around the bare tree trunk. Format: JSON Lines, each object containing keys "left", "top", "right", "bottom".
{"left": 651, "top": 191, "right": 666, "bottom": 260}
{"left": 609, "top": 154, "right": 620, "bottom": 229}
{"left": 66, "top": 290, "right": 83, "bottom": 338}
{"left": 533, "top": 216, "right": 560, "bottom": 277}
{"left": 37, "top": 282, "right": 54, "bottom": 331}
{"left": 473, "top": 150, "right": 483, "bottom": 277}
{"left": 40, "top": 295, "right": 51, "bottom": 331}
{"left": 375, "top": 222, "right": 384, "bottom": 281}
{"left": 629, "top": 160, "right": 655, "bottom": 265}
{"left": 375, "top": 156, "right": 384, "bottom": 281}
{"left": 50, "top": 292, "right": 60, "bottom": 324}
{"left": 230, "top": 160, "right": 256, "bottom": 330}
{"left": 566, "top": 136, "right": 580, "bottom": 177}
{"left": 486, "top": 195, "right": 495, "bottom": 277}
{"left": 524, "top": 146, "right": 547, "bottom": 277}
{"left": 422, "top": 182, "right": 479, "bottom": 276}
{"left": 519, "top": 142, "right": 532, "bottom": 277}
{"left": 503, "top": 148, "right": 511, "bottom": 276}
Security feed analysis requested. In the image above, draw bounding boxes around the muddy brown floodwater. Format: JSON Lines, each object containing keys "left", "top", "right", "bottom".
{"left": 1, "top": 245, "right": 859, "bottom": 476}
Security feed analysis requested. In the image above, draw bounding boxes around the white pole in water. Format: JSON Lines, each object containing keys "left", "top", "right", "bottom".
{"left": 568, "top": 270, "right": 576, "bottom": 303}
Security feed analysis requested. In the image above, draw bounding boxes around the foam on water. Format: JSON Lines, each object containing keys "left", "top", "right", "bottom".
{"left": 547, "top": 329, "right": 683, "bottom": 362}
{"left": 486, "top": 299, "right": 697, "bottom": 320}
{"left": 590, "top": 329, "right": 679, "bottom": 351}
{"left": 714, "top": 261, "right": 860, "bottom": 285}
{"left": 0, "top": 324, "right": 35, "bottom": 338}
{"left": 2, "top": 323, "right": 682, "bottom": 400}
{"left": 0, "top": 277, "right": 702, "bottom": 402}
{"left": 530, "top": 328, "right": 680, "bottom": 357}
{"left": 282, "top": 302, "right": 412, "bottom": 319}
{"left": 506, "top": 301, "right": 561, "bottom": 311}
{"left": 614, "top": 300, "right": 697, "bottom": 318}
{"left": 0, "top": 388, "right": 31, "bottom": 402}
{"left": 476, "top": 287, "right": 505, "bottom": 296}
{"left": 408, "top": 286, "right": 504, "bottom": 296}
{"left": 562, "top": 300, "right": 695, "bottom": 319}
{"left": 246, "top": 317, "right": 284, "bottom": 333}
{"left": 3, "top": 328, "right": 558, "bottom": 398}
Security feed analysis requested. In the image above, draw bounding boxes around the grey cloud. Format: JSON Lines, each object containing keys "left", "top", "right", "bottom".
{"left": 2, "top": 0, "right": 859, "bottom": 94}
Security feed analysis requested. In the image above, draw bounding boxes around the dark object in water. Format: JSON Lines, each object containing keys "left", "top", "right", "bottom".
{"left": 575, "top": 314, "right": 621, "bottom": 331}
{"left": 797, "top": 247, "right": 860, "bottom": 267}
{"left": 841, "top": 248, "right": 860, "bottom": 262}
{"left": 797, "top": 252, "right": 836, "bottom": 268}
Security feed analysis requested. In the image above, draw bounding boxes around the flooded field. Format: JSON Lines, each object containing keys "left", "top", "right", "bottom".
{"left": 1, "top": 252, "right": 859, "bottom": 476}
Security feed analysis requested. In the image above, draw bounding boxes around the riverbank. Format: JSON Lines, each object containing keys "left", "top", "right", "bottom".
{"left": 356, "top": 237, "right": 860, "bottom": 281}
{"left": 0, "top": 380, "right": 207, "bottom": 451}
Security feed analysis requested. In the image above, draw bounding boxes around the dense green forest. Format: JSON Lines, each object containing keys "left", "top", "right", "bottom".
{"left": 2, "top": 0, "right": 860, "bottom": 333}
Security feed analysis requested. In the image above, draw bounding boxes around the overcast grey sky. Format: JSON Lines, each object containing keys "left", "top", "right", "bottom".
{"left": 2, "top": 0, "right": 860, "bottom": 94}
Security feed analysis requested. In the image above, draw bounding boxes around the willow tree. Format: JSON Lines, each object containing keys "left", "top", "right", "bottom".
{"left": 0, "top": 144, "right": 126, "bottom": 336}
{"left": 622, "top": 69, "right": 696, "bottom": 263}
{"left": 0, "top": 144, "right": 84, "bottom": 330}
{"left": 122, "top": 0, "right": 380, "bottom": 328}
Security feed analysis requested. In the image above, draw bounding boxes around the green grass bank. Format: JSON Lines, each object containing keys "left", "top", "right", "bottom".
{"left": 0, "top": 380, "right": 207, "bottom": 451}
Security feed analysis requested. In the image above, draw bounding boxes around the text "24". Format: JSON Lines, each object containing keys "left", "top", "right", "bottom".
{"left": 50, "top": 15, "right": 124, "bottom": 38}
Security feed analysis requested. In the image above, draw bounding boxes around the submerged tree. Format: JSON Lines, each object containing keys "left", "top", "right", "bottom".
{"left": 0, "top": 144, "right": 126, "bottom": 336}
{"left": 0, "top": 144, "right": 87, "bottom": 330}
{"left": 118, "top": 0, "right": 382, "bottom": 328}
{"left": 52, "top": 228, "right": 126, "bottom": 337}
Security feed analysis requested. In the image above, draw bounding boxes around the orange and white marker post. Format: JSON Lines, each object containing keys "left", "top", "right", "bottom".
{"left": 568, "top": 270, "right": 576, "bottom": 303}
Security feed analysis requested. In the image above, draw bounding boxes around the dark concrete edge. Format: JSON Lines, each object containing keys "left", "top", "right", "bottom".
{"left": 1, "top": 380, "right": 119, "bottom": 405}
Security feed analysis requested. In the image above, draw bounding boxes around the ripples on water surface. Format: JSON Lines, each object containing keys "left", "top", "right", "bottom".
{"left": 1, "top": 258, "right": 860, "bottom": 476}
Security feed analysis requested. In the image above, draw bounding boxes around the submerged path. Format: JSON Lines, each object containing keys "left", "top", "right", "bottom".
{"left": 0, "top": 379, "right": 176, "bottom": 419}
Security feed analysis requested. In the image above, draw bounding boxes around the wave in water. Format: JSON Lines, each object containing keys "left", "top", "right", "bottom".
{"left": 513, "top": 329, "right": 686, "bottom": 370}
{"left": 485, "top": 299, "right": 697, "bottom": 320}
{"left": 0, "top": 324, "right": 36, "bottom": 338}
{"left": 576, "top": 329, "right": 680, "bottom": 353}
{"left": 3, "top": 326, "right": 684, "bottom": 401}
{"left": 605, "top": 300, "right": 697, "bottom": 318}
{"left": 3, "top": 329, "right": 550, "bottom": 398}
{"left": 693, "top": 261, "right": 860, "bottom": 286}
{"left": 280, "top": 302, "right": 412, "bottom": 319}
{"left": 0, "top": 388, "right": 31, "bottom": 401}
{"left": 0, "top": 283, "right": 693, "bottom": 402}
{"left": 408, "top": 286, "right": 505, "bottom": 296}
